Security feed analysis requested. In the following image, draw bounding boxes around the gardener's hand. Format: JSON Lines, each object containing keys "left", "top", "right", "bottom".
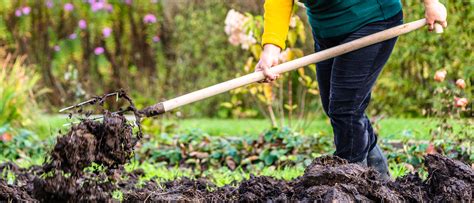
{"left": 424, "top": 0, "right": 448, "bottom": 31}
{"left": 255, "top": 44, "right": 281, "bottom": 83}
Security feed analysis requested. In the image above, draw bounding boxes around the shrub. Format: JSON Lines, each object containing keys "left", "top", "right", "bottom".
{"left": 0, "top": 56, "right": 39, "bottom": 127}
{"left": 156, "top": 0, "right": 246, "bottom": 117}
{"left": 221, "top": 7, "right": 320, "bottom": 130}
{"left": 371, "top": 0, "right": 473, "bottom": 116}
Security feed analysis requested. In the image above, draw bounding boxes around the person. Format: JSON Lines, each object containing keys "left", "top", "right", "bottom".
{"left": 255, "top": 0, "right": 447, "bottom": 179}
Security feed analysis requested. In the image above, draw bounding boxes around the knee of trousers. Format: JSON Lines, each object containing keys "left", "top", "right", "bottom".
{"left": 327, "top": 105, "right": 365, "bottom": 119}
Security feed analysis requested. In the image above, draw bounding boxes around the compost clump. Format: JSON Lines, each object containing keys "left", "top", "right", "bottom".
{"left": 43, "top": 112, "right": 135, "bottom": 175}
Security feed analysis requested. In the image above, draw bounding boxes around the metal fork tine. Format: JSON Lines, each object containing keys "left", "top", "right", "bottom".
{"left": 59, "top": 98, "right": 95, "bottom": 112}
{"left": 58, "top": 92, "right": 120, "bottom": 113}
{"left": 61, "top": 108, "right": 131, "bottom": 127}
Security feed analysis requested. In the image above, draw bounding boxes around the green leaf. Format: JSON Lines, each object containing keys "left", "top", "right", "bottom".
{"left": 284, "top": 104, "right": 298, "bottom": 110}
{"left": 220, "top": 102, "right": 233, "bottom": 108}
{"left": 287, "top": 31, "right": 297, "bottom": 47}
{"left": 296, "top": 20, "right": 306, "bottom": 43}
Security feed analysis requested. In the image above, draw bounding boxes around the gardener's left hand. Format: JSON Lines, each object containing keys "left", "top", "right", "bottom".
{"left": 424, "top": 0, "right": 448, "bottom": 31}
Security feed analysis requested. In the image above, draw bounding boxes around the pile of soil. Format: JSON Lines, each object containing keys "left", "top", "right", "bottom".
{"left": 34, "top": 112, "right": 137, "bottom": 202}
{"left": 292, "top": 156, "right": 401, "bottom": 201}
{"left": 43, "top": 112, "right": 135, "bottom": 175}
{"left": 0, "top": 114, "right": 472, "bottom": 202}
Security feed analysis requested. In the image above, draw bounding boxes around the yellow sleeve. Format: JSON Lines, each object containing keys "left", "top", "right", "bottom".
{"left": 262, "top": 0, "right": 293, "bottom": 49}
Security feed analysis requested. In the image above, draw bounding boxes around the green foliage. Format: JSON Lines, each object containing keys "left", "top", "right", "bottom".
{"left": 0, "top": 0, "right": 248, "bottom": 117}
{"left": 0, "top": 1, "right": 471, "bottom": 119}
{"left": 111, "top": 190, "right": 124, "bottom": 202}
{"left": 384, "top": 69, "right": 473, "bottom": 168}
{"left": 157, "top": 1, "right": 245, "bottom": 117}
{"left": 385, "top": 122, "right": 472, "bottom": 169}
{"left": 372, "top": 0, "right": 473, "bottom": 116}
{"left": 0, "top": 125, "right": 49, "bottom": 164}
{"left": 124, "top": 160, "right": 194, "bottom": 184}
{"left": 137, "top": 127, "right": 333, "bottom": 170}
{"left": 0, "top": 168, "right": 16, "bottom": 185}
{"left": 0, "top": 0, "right": 166, "bottom": 109}
{"left": 122, "top": 160, "right": 305, "bottom": 187}
{"left": 0, "top": 57, "right": 39, "bottom": 127}
{"left": 388, "top": 163, "right": 410, "bottom": 179}
{"left": 222, "top": 8, "right": 320, "bottom": 129}
{"left": 84, "top": 162, "right": 107, "bottom": 174}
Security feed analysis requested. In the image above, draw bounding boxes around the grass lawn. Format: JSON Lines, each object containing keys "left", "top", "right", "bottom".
{"left": 163, "top": 118, "right": 440, "bottom": 140}
{"left": 32, "top": 115, "right": 469, "bottom": 141}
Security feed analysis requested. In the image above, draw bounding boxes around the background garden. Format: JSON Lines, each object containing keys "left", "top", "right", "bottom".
{"left": 0, "top": 0, "right": 472, "bottom": 201}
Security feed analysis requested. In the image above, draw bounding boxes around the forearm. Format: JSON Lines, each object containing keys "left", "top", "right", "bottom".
{"left": 262, "top": 0, "right": 293, "bottom": 49}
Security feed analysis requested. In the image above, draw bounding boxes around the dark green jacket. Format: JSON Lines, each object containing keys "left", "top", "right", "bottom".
{"left": 304, "top": 0, "right": 402, "bottom": 38}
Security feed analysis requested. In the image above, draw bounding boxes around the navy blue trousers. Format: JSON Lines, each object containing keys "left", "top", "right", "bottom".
{"left": 313, "top": 11, "right": 403, "bottom": 163}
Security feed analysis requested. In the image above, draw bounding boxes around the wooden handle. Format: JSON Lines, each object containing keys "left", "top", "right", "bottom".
{"left": 141, "top": 19, "right": 434, "bottom": 117}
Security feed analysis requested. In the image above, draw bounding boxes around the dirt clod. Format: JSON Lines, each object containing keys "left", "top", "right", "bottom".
{"left": 293, "top": 156, "right": 403, "bottom": 202}
{"left": 425, "top": 154, "right": 474, "bottom": 202}
{"left": 0, "top": 179, "right": 37, "bottom": 202}
{"left": 238, "top": 175, "right": 292, "bottom": 202}
{"left": 44, "top": 112, "right": 135, "bottom": 175}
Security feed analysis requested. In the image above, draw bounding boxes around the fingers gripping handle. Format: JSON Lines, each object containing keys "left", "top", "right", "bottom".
{"left": 434, "top": 23, "right": 444, "bottom": 33}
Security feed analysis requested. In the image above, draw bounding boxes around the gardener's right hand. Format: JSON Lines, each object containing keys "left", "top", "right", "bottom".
{"left": 255, "top": 44, "right": 281, "bottom": 83}
{"left": 424, "top": 0, "right": 448, "bottom": 31}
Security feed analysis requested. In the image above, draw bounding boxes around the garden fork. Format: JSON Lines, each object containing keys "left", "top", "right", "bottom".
{"left": 60, "top": 19, "right": 443, "bottom": 117}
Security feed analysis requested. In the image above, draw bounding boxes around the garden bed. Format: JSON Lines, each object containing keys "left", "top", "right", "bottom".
{"left": 1, "top": 113, "right": 472, "bottom": 202}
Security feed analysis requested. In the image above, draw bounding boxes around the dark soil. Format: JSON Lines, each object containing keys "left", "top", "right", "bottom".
{"left": 292, "top": 156, "right": 402, "bottom": 202}
{"left": 424, "top": 154, "right": 473, "bottom": 201}
{"left": 0, "top": 179, "right": 36, "bottom": 202}
{"left": 0, "top": 112, "right": 472, "bottom": 202}
{"left": 43, "top": 112, "right": 135, "bottom": 175}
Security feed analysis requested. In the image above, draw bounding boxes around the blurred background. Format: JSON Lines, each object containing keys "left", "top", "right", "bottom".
{"left": 0, "top": 0, "right": 472, "bottom": 182}
{"left": 0, "top": 0, "right": 471, "bottom": 118}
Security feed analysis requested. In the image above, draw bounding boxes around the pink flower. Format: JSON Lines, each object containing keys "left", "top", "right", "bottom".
{"left": 224, "top": 9, "right": 248, "bottom": 35}
{"left": 46, "top": 1, "right": 54, "bottom": 8}
{"left": 152, "top": 35, "right": 160, "bottom": 43}
{"left": 91, "top": 2, "right": 104, "bottom": 12}
{"left": 143, "top": 14, "right": 157, "bottom": 24}
{"left": 69, "top": 33, "right": 77, "bottom": 39}
{"left": 455, "top": 79, "right": 466, "bottom": 89}
{"left": 15, "top": 9, "right": 22, "bottom": 17}
{"left": 22, "top": 7, "right": 31, "bottom": 15}
{"left": 64, "top": 3, "right": 74, "bottom": 11}
{"left": 102, "top": 27, "right": 112, "bottom": 38}
{"left": 433, "top": 70, "right": 447, "bottom": 82}
{"left": 54, "top": 45, "right": 61, "bottom": 52}
{"left": 78, "top": 19, "right": 87, "bottom": 29}
{"left": 105, "top": 4, "right": 113, "bottom": 12}
{"left": 124, "top": 0, "right": 132, "bottom": 5}
{"left": 240, "top": 33, "right": 256, "bottom": 50}
{"left": 94, "top": 47, "right": 104, "bottom": 55}
{"left": 454, "top": 97, "right": 468, "bottom": 108}
{"left": 228, "top": 34, "right": 240, "bottom": 46}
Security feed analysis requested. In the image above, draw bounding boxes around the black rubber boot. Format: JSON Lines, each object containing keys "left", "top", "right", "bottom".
{"left": 367, "top": 144, "right": 391, "bottom": 180}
